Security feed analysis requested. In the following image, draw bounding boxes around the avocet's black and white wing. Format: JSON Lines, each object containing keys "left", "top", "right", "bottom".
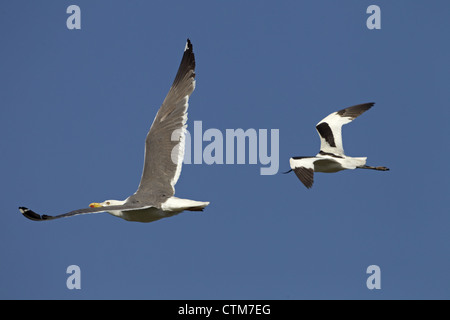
{"left": 289, "top": 157, "right": 315, "bottom": 189}
{"left": 315, "top": 103, "right": 374, "bottom": 156}
{"left": 126, "top": 39, "right": 196, "bottom": 205}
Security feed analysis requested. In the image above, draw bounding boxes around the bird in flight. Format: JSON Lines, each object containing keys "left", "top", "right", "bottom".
{"left": 20, "top": 39, "right": 210, "bottom": 223}
{"left": 287, "top": 103, "right": 389, "bottom": 188}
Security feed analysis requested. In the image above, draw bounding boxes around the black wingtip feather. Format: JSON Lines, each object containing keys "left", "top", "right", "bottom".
{"left": 186, "top": 38, "right": 192, "bottom": 51}
{"left": 293, "top": 167, "right": 314, "bottom": 189}
{"left": 171, "top": 39, "right": 196, "bottom": 88}
{"left": 19, "top": 207, "right": 46, "bottom": 221}
{"left": 336, "top": 102, "right": 375, "bottom": 119}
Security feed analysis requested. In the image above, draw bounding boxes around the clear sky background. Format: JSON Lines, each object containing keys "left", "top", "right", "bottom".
{"left": 1, "top": 1, "right": 449, "bottom": 299}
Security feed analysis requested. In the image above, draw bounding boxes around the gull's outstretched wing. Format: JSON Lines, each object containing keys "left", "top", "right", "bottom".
{"left": 316, "top": 103, "right": 374, "bottom": 156}
{"left": 20, "top": 206, "right": 110, "bottom": 221}
{"left": 128, "top": 39, "right": 196, "bottom": 205}
{"left": 19, "top": 204, "right": 151, "bottom": 221}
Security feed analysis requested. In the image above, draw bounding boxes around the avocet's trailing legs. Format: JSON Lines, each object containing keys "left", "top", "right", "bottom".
{"left": 286, "top": 103, "right": 389, "bottom": 188}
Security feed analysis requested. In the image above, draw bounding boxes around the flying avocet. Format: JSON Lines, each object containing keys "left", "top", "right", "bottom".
{"left": 286, "top": 102, "right": 389, "bottom": 188}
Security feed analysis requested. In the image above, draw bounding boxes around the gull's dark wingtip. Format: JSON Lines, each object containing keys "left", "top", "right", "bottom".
{"left": 170, "top": 38, "right": 195, "bottom": 90}
{"left": 19, "top": 207, "right": 50, "bottom": 221}
{"left": 184, "top": 38, "right": 194, "bottom": 57}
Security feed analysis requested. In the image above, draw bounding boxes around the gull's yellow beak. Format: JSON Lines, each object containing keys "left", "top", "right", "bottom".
{"left": 89, "top": 203, "right": 103, "bottom": 208}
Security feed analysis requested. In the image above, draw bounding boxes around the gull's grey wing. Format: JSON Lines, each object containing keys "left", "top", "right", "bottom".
{"left": 19, "top": 204, "right": 145, "bottom": 221}
{"left": 128, "top": 39, "right": 196, "bottom": 204}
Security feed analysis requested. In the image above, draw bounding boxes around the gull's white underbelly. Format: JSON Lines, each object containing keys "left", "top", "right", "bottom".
{"left": 107, "top": 207, "right": 179, "bottom": 223}
{"left": 106, "top": 196, "right": 209, "bottom": 223}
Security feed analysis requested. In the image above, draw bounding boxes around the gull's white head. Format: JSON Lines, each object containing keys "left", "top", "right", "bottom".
{"left": 89, "top": 200, "right": 126, "bottom": 208}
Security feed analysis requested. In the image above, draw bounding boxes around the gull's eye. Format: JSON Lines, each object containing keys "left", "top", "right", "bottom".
{"left": 106, "top": 201, "right": 110, "bottom": 205}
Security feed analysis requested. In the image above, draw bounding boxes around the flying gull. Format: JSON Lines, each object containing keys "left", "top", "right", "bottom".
{"left": 19, "top": 39, "right": 210, "bottom": 222}
{"left": 286, "top": 103, "right": 389, "bottom": 188}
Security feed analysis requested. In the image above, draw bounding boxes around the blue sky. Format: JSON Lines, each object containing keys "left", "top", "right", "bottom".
{"left": 1, "top": 1, "right": 449, "bottom": 299}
